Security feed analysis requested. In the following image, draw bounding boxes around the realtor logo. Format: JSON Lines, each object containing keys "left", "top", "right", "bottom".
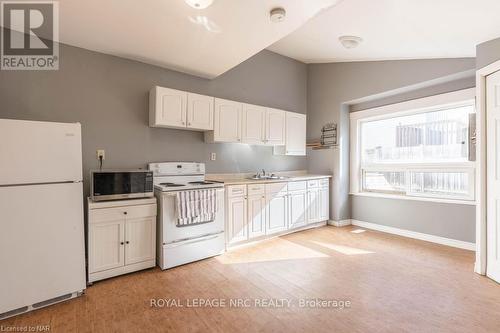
{"left": 1, "top": 1, "right": 59, "bottom": 70}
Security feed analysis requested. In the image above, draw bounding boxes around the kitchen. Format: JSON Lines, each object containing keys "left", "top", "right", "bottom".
{"left": 2, "top": 0, "right": 500, "bottom": 332}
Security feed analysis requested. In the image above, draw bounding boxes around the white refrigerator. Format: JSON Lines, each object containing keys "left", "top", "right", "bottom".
{"left": 0, "top": 119, "right": 86, "bottom": 319}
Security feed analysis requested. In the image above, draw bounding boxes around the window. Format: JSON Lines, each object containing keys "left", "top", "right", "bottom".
{"left": 350, "top": 89, "right": 476, "bottom": 202}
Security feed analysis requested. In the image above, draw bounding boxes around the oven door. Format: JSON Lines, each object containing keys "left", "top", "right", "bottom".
{"left": 158, "top": 188, "right": 225, "bottom": 244}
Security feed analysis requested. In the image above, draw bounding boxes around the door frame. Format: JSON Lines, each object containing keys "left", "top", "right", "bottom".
{"left": 475, "top": 59, "right": 500, "bottom": 275}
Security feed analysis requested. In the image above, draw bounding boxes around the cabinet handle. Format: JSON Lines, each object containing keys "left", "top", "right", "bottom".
{"left": 123, "top": 211, "right": 127, "bottom": 215}
{"left": 126, "top": 241, "right": 130, "bottom": 244}
{"left": 188, "top": 122, "right": 191, "bottom": 126}
{"left": 120, "top": 242, "right": 124, "bottom": 245}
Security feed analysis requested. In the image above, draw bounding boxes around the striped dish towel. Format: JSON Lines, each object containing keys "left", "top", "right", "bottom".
{"left": 176, "top": 189, "right": 217, "bottom": 226}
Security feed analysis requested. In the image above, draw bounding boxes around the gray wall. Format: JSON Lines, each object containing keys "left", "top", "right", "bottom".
{"left": 307, "top": 58, "right": 477, "bottom": 242}
{"left": 351, "top": 196, "right": 476, "bottom": 243}
{"left": 477, "top": 37, "right": 500, "bottom": 69}
{"left": 0, "top": 42, "right": 307, "bottom": 197}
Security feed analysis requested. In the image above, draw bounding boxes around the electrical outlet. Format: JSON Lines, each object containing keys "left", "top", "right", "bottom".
{"left": 96, "top": 149, "right": 105, "bottom": 160}
{"left": 210, "top": 152, "right": 216, "bottom": 161}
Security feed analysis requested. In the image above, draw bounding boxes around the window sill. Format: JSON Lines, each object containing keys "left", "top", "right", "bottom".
{"left": 349, "top": 192, "right": 477, "bottom": 206}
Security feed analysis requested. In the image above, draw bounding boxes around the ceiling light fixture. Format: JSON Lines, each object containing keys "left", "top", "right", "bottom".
{"left": 185, "top": 0, "right": 213, "bottom": 10}
{"left": 270, "top": 7, "right": 286, "bottom": 23}
{"left": 339, "top": 35, "right": 363, "bottom": 49}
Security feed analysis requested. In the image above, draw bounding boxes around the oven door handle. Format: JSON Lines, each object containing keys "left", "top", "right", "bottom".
{"left": 165, "top": 233, "right": 222, "bottom": 247}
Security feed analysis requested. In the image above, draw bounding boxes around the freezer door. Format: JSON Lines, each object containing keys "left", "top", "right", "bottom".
{"left": 0, "top": 182, "right": 86, "bottom": 314}
{"left": 0, "top": 119, "right": 83, "bottom": 185}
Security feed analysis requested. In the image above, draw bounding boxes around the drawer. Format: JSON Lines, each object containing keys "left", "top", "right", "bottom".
{"left": 227, "top": 185, "right": 247, "bottom": 197}
{"left": 265, "top": 182, "right": 288, "bottom": 194}
{"left": 307, "top": 180, "right": 320, "bottom": 188}
{"left": 89, "top": 204, "right": 156, "bottom": 223}
{"left": 126, "top": 204, "right": 157, "bottom": 219}
{"left": 320, "top": 178, "right": 329, "bottom": 188}
{"left": 247, "top": 184, "right": 265, "bottom": 196}
{"left": 287, "top": 181, "right": 306, "bottom": 192}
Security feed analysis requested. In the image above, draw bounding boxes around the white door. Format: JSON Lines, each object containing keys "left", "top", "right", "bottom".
{"left": 242, "top": 104, "right": 266, "bottom": 144}
{"left": 227, "top": 196, "right": 248, "bottom": 244}
{"left": 266, "top": 192, "right": 288, "bottom": 234}
{"left": 0, "top": 119, "right": 83, "bottom": 184}
{"left": 307, "top": 189, "right": 320, "bottom": 224}
{"left": 0, "top": 182, "right": 86, "bottom": 314}
{"left": 89, "top": 220, "right": 125, "bottom": 273}
{"left": 248, "top": 194, "right": 266, "bottom": 238}
{"left": 125, "top": 217, "right": 155, "bottom": 265}
{"left": 155, "top": 87, "right": 187, "bottom": 128}
{"left": 214, "top": 98, "right": 242, "bottom": 142}
{"left": 286, "top": 112, "right": 307, "bottom": 155}
{"left": 265, "top": 108, "right": 286, "bottom": 145}
{"left": 288, "top": 190, "right": 307, "bottom": 229}
{"left": 187, "top": 92, "right": 214, "bottom": 130}
{"left": 486, "top": 70, "right": 500, "bottom": 283}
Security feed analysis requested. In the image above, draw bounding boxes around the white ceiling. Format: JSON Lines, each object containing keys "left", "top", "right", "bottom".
{"left": 56, "top": 0, "right": 339, "bottom": 78}
{"left": 268, "top": 0, "right": 500, "bottom": 63}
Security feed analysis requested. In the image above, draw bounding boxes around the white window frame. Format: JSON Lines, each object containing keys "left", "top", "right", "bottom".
{"left": 350, "top": 88, "right": 476, "bottom": 204}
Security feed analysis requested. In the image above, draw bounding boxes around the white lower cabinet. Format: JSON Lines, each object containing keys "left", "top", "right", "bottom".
{"left": 265, "top": 183, "right": 288, "bottom": 235}
{"left": 307, "top": 188, "right": 320, "bottom": 224}
{"left": 319, "top": 186, "right": 329, "bottom": 221}
{"left": 227, "top": 195, "right": 248, "bottom": 245}
{"left": 288, "top": 190, "right": 307, "bottom": 229}
{"left": 225, "top": 178, "right": 329, "bottom": 246}
{"left": 247, "top": 194, "right": 266, "bottom": 238}
{"left": 88, "top": 198, "right": 157, "bottom": 283}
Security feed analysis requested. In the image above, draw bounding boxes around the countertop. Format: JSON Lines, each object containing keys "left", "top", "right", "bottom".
{"left": 206, "top": 174, "right": 332, "bottom": 186}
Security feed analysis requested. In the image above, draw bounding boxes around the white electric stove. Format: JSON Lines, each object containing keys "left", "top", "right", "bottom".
{"left": 148, "top": 162, "right": 225, "bottom": 269}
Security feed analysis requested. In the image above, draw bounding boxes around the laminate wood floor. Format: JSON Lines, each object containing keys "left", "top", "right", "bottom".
{"left": 2, "top": 226, "right": 499, "bottom": 333}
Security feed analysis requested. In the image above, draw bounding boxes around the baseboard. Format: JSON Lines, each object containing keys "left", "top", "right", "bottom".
{"left": 351, "top": 219, "right": 475, "bottom": 251}
{"left": 328, "top": 219, "right": 352, "bottom": 227}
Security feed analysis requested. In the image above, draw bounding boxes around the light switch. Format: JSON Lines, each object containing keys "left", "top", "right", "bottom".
{"left": 210, "top": 152, "right": 216, "bottom": 161}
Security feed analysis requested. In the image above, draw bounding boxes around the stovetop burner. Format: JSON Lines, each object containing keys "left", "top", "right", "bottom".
{"left": 188, "top": 181, "right": 215, "bottom": 185}
{"left": 159, "top": 182, "right": 185, "bottom": 187}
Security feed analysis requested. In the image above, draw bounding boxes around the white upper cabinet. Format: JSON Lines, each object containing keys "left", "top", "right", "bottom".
{"left": 206, "top": 98, "right": 242, "bottom": 143}
{"left": 265, "top": 108, "right": 286, "bottom": 145}
{"left": 187, "top": 92, "right": 214, "bottom": 131}
{"left": 241, "top": 103, "right": 266, "bottom": 144}
{"left": 274, "top": 112, "right": 307, "bottom": 156}
{"left": 149, "top": 86, "right": 187, "bottom": 128}
{"left": 150, "top": 87, "right": 213, "bottom": 131}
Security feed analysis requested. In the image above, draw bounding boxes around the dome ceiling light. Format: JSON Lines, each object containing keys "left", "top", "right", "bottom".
{"left": 339, "top": 35, "right": 363, "bottom": 49}
{"left": 185, "top": 0, "right": 214, "bottom": 10}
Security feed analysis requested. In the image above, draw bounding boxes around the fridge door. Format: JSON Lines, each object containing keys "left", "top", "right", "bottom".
{"left": 0, "top": 119, "right": 83, "bottom": 185}
{"left": 0, "top": 182, "right": 86, "bottom": 314}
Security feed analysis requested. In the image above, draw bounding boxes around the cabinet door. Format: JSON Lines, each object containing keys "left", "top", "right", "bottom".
{"left": 89, "top": 220, "right": 125, "bottom": 273}
{"left": 307, "top": 189, "right": 320, "bottom": 224}
{"left": 265, "top": 108, "right": 286, "bottom": 145}
{"left": 319, "top": 187, "right": 329, "bottom": 221}
{"left": 150, "top": 87, "right": 187, "bottom": 128}
{"left": 286, "top": 112, "right": 306, "bottom": 155}
{"left": 125, "top": 217, "right": 156, "bottom": 265}
{"left": 266, "top": 192, "right": 288, "bottom": 235}
{"left": 227, "top": 196, "right": 248, "bottom": 244}
{"left": 248, "top": 194, "right": 266, "bottom": 238}
{"left": 288, "top": 190, "right": 307, "bottom": 229}
{"left": 241, "top": 104, "right": 266, "bottom": 145}
{"left": 214, "top": 98, "right": 242, "bottom": 142}
{"left": 187, "top": 93, "right": 214, "bottom": 131}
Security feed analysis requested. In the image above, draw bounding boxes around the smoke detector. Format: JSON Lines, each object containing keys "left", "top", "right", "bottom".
{"left": 270, "top": 7, "right": 286, "bottom": 23}
{"left": 185, "top": 0, "right": 214, "bottom": 9}
{"left": 339, "top": 36, "right": 363, "bottom": 49}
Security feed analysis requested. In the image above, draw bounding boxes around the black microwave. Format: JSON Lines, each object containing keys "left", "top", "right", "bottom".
{"left": 90, "top": 170, "right": 154, "bottom": 201}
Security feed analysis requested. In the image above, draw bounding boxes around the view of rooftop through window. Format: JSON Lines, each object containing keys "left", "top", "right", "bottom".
{"left": 361, "top": 104, "right": 474, "bottom": 164}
